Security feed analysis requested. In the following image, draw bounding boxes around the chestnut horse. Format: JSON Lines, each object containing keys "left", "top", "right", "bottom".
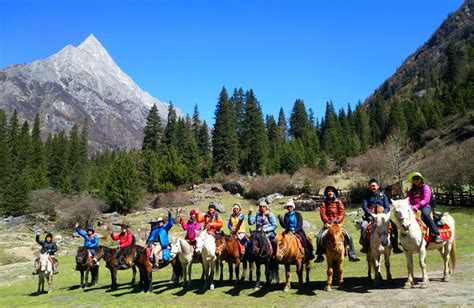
{"left": 95, "top": 246, "right": 137, "bottom": 290}
{"left": 75, "top": 246, "right": 99, "bottom": 289}
{"left": 323, "top": 223, "right": 345, "bottom": 291}
{"left": 216, "top": 234, "right": 253, "bottom": 284}
{"left": 275, "top": 232, "right": 311, "bottom": 292}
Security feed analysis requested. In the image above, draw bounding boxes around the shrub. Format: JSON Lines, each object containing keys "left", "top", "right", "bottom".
{"left": 294, "top": 168, "right": 325, "bottom": 195}
{"left": 29, "top": 189, "right": 62, "bottom": 221}
{"left": 245, "top": 174, "right": 291, "bottom": 199}
{"left": 56, "top": 194, "right": 103, "bottom": 230}
{"left": 348, "top": 182, "right": 367, "bottom": 207}
{"left": 154, "top": 190, "right": 190, "bottom": 221}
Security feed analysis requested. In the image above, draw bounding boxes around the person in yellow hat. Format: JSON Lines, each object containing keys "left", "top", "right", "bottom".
{"left": 407, "top": 172, "right": 442, "bottom": 244}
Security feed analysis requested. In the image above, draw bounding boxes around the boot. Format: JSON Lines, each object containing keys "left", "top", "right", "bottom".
{"left": 360, "top": 245, "right": 368, "bottom": 254}
{"left": 315, "top": 254, "right": 324, "bottom": 263}
{"left": 433, "top": 235, "right": 442, "bottom": 244}
{"left": 390, "top": 222, "right": 403, "bottom": 254}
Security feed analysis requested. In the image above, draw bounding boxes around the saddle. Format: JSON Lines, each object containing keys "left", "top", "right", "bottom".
{"left": 293, "top": 233, "right": 305, "bottom": 256}
{"left": 267, "top": 238, "right": 274, "bottom": 257}
{"left": 415, "top": 215, "right": 452, "bottom": 244}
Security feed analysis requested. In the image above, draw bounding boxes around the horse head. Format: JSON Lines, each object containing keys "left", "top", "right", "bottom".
{"left": 170, "top": 242, "right": 180, "bottom": 259}
{"left": 194, "top": 231, "right": 206, "bottom": 255}
{"left": 215, "top": 235, "right": 227, "bottom": 256}
{"left": 374, "top": 213, "right": 391, "bottom": 247}
{"left": 392, "top": 198, "right": 411, "bottom": 233}
{"left": 325, "top": 223, "right": 344, "bottom": 254}
{"left": 76, "top": 246, "right": 87, "bottom": 266}
{"left": 275, "top": 233, "right": 286, "bottom": 261}
{"left": 39, "top": 252, "right": 51, "bottom": 273}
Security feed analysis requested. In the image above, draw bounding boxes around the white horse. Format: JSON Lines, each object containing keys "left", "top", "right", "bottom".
{"left": 367, "top": 213, "right": 392, "bottom": 287}
{"left": 392, "top": 198, "right": 456, "bottom": 288}
{"left": 171, "top": 238, "right": 204, "bottom": 289}
{"left": 195, "top": 230, "right": 217, "bottom": 290}
{"left": 37, "top": 252, "right": 53, "bottom": 294}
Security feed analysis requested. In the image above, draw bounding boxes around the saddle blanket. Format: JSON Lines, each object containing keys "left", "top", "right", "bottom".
{"left": 415, "top": 216, "right": 452, "bottom": 244}
{"left": 293, "top": 234, "right": 305, "bottom": 255}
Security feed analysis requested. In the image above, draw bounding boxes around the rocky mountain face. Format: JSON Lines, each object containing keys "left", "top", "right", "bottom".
{"left": 0, "top": 34, "right": 179, "bottom": 149}
{"left": 365, "top": 0, "right": 473, "bottom": 104}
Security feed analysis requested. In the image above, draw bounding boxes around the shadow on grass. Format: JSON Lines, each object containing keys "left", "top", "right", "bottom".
{"left": 338, "top": 276, "right": 407, "bottom": 293}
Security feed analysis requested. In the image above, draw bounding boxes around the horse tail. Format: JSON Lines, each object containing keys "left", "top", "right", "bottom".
{"left": 450, "top": 237, "right": 456, "bottom": 273}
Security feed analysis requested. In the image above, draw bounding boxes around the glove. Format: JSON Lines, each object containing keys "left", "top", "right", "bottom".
{"left": 411, "top": 206, "right": 418, "bottom": 212}
{"left": 168, "top": 211, "right": 172, "bottom": 218}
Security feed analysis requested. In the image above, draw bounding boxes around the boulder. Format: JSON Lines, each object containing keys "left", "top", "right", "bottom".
{"left": 216, "top": 203, "right": 226, "bottom": 213}
{"left": 211, "top": 185, "right": 223, "bottom": 193}
{"left": 295, "top": 199, "right": 319, "bottom": 211}
{"left": 265, "top": 193, "right": 284, "bottom": 204}
{"left": 302, "top": 220, "right": 317, "bottom": 230}
{"left": 8, "top": 215, "right": 32, "bottom": 230}
{"left": 101, "top": 212, "right": 120, "bottom": 219}
{"left": 222, "top": 180, "right": 246, "bottom": 195}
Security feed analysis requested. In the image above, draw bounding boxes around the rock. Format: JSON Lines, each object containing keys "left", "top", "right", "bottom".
{"left": 222, "top": 180, "right": 245, "bottom": 195}
{"left": 216, "top": 204, "right": 226, "bottom": 213}
{"left": 235, "top": 193, "right": 242, "bottom": 198}
{"left": 295, "top": 199, "right": 318, "bottom": 211}
{"left": 211, "top": 185, "right": 223, "bottom": 193}
{"left": 265, "top": 193, "right": 284, "bottom": 204}
{"left": 8, "top": 215, "right": 33, "bottom": 230}
{"left": 302, "top": 220, "right": 317, "bottom": 230}
{"left": 101, "top": 212, "right": 120, "bottom": 219}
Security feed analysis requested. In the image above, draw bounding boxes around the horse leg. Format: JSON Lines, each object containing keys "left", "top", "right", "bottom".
{"left": 37, "top": 274, "right": 42, "bottom": 294}
{"left": 48, "top": 274, "right": 53, "bottom": 294}
{"left": 228, "top": 261, "right": 233, "bottom": 282}
{"left": 254, "top": 263, "right": 261, "bottom": 290}
{"left": 209, "top": 259, "right": 215, "bottom": 290}
{"left": 283, "top": 263, "right": 291, "bottom": 292}
{"left": 131, "top": 265, "right": 136, "bottom": 285}
{"left": 419, "top": 247, "right": 429, "bottom": 288}
{"left": 440, "top": 243, "right": 450, "bottom": 282}
{"left": 80, "top": 270, "right": 84, "bottom": 289}
{"left": 374, "top": 253, "right": 382, "bottom": 287}
{"left": 264, "top": 261, "right": 271, "bottom": 286}
{"left": 325, "top": 258, "right": 333, "bottom": 291}
{"left": 385, "top": 249, "right": 392, "bottom": 282}
{"left": 338, "top": 260, "right": 344, "bottom": 289}
{"left": 367, "top": 251, "right": 372, "bottom": 281}
{"left": 305, "top": 261, "right": 311, "bottom": 284}
{"left": 202, "top": 261, "right": 209, "bottom": 289}
{"left": 297, "top": 260, "right": 303, "bottom": 289}
{"left": 235, "top": 260, "right": 240, "bottom": 284}
{"left": 404, "top": 251, "right": 414, "bottom": 288}
{"left": 84, "top": 269, "right": 90, "bottom": 289}
{"left": 109, "top": 267, "right": 117, "bottom": 290}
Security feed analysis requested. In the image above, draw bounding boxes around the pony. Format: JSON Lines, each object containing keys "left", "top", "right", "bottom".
{"left": 95, "top": 245, "right": 137, "bottom": 291}
{"left": 322, "top": 223, "right": 345, "bottom": 291}
{"left": 171, "top": 238, "right": 204, "bottom": 289}
{"left": 275, "top": 232, "right": 311, "bottom": 292}
{"left": 392, "top": 198, "right": 456, "bottom": 288}
{"left": 367, "top": 213, "right": 392, "bottom": 287}
{"left": 195, "top": 230, "right": 217, "bottom": 290}
{"left": 215, "top": 234, "right": 253, "bottom": 284}
{"left": 37, "top": 252, "right": 53, "bottom": 294}
{"left": 249, "top": 230, "right": 279, "bottom": 290}
{"left": 75, "top": 246, "right": 99, "bottom": 289}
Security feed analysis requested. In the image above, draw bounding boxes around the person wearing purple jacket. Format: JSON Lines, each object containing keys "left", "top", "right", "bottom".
{"left": 407, "top": 172, "right": 442, "bottom": 244}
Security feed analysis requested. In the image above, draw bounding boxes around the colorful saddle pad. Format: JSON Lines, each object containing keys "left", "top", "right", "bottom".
{"left": 415, "top": 216, "right": 452, "bottom": 244}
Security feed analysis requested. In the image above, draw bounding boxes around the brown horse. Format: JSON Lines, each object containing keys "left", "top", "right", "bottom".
{"left": 75, "top": 246, "right": 99, "bottom": 289}
{"left": 95, "top": 246, "right": 137, "bottom": 290}
{"left": 275, "top": 232, "right": 311, "bottom": 291}
{"left": 323, "top": 223, "right": 345, "bottom": 291}
{"left": 216, "top": 234, "right": 253, "bottom": 284}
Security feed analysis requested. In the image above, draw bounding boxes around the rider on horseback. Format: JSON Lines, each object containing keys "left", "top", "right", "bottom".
{"left": 180, "top": 209, "right": 202, "bottom": 246}
{"left": 315, "top": 186, "right": 360, "bottom": 263}
{"left": 278, "top": 199, "right": 314, "bottom": 261}
{"left": 407, "top": 172, "right": 442, "bottom": 244}
{"left": 75, "top": 223, "right": 99, "bottom": 263}
{"left": 228, "top": 203, "right": 248, "bottom": 246}
{"left": 147, "top": 212, "right": 174, "bottom": 271}
{"left": 248, "top": 200, "right": 277, "bottom": 243}
{"left": 360, "top": 178, "right": 403, "bottom": 254}
{"left": 33, "top": 232, "right": 58, "bottom": 275}
{"left": 196, "top": 203, "right": 223, "bottom": 236}
{"left": 110, "top": 224, "right": 134, "bottom": 268}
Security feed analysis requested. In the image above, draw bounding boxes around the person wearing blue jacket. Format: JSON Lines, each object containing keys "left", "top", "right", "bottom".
{"left": 147, "top": 212, "right": 173, "bottom": 270}
{"left": 248, "top": 201, "right": 277, "bottom": 240}
{"left": 75, "top": 222, "right": 99, "bottom": 263}
{"left": 360, "top": 179, "right": 402, "bottom": 254}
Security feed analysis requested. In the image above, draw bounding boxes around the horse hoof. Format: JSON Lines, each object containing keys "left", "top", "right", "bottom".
{"left": 420, "top": 283, "right": 428, "bottom": 289}
{"left": 325, "top": 286, "right": 332, "bottom": 292}
{"left": 254, "top": 285, "right": 261, "bottom": 291}
{"left": 210, "top": 284, "right": 214, "bottom": 290}
{"left": 48, "top": 290, "right": 52, "bottom": 294}
{"left": 283, "top": 286, "right": 290, "bottom": 292}
{"left": 403, "top": 282, "right": 412, "bottom": 289}
{"left": 442, "top": 276, "right": 449, "bottom": 282}
{"left": 339, "top": 283, "right": 344, "bottom": 289}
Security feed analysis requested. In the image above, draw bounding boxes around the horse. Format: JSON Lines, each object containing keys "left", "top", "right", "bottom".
{"left": 249, "top": 230, "right": 279, "bottom": 290}
{"left": 275, "top": 232, "right": 311, "bottom": 292}
{"left": 322, "top": 223, "right": 345, "bottom": 291}
{"left": 367, "top": 212, "right": 392, "bottom": 287}
{"left": 195, "top": 230, "right": 217, "bottom": 290}
{"left": 392, "top": 198, "right": 456, "bottom": 288}
{"left": 215, "top": 234, "right": 253, "bottom": 284}
{"left": 171, "top": 238, "right": 204, "bottom": 289}
{"left": 75, "top": 246, "right": 99, "bottom": 289}
{"left": 95, "top": 245, "right": 137, "bottom": 291}
{"left": 37, "top": 252, "right": 53, "bottom": 294}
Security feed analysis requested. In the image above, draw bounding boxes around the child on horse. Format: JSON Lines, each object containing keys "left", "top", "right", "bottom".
{"left": 278, "top": 200, "right": 314, "bottom": 261}
{"left": 228, "top": 203, "right": 248, "bottom": 246}
{"left": 407, "top": 172, "right": 442, "bottom": 244}
{"left": 33, "top": 232, "right": 58, "bottom": 275}
{"left": 180, "top": 209, "right": 202, "bottom": 246}
{"left": 75, "top": 222, "right": 99, "bottom": 263}
{"left": 360, "top": 178, "right": 403, "bottom": 254}
{"left": 248, "top": 200, "right": 277, "bottom": 243}
{"left": 110, "top": 223, "right": 134, "bottom": 268}
{"left": 147, "top": 212, "right": 174, "bottom": 271}
{"left": 315, "top": 186, "right": 360, "bottom": 263}
{"left": 196, "top": 203, "right": 223, "bottom": 236}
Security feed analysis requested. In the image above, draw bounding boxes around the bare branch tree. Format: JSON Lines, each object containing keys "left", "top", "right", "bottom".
{"left": 384, "top": 130, "right": 409, "bottom": 194}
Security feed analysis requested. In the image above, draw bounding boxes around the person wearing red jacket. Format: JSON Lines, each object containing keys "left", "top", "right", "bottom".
{"left": 196, "top": 203, "right": 223, "bottom": 236}
{"left": 110, "top": 224, "right": 134, "bottom": 268}
{"left": 315, "top": 186, "right": 359, "bottom": 263}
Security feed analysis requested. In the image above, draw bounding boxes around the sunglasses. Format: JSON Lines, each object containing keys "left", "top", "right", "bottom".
{"left": 412, "top": 176, "right": 421, "bottom": 180}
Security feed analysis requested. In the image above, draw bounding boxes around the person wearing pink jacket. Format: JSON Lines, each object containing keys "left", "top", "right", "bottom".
{"left": 179, "top": 210, "right": 202, "bottom": 246}
{"left": 407, "top": 172, "right": 441, "bottom": 244}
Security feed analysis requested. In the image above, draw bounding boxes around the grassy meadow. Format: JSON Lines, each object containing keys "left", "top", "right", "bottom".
{"left": 0, "top": 194, "right": 473, "bottom": 307}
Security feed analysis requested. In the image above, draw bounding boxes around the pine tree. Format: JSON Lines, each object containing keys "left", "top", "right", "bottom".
{"left": 386, "top": 99, "right": 408, "bottom": 137}
{"left": 7, "top": 110, "right": 19, "bottom": 160}
{"left": 265, "top": 115, "right": 282, "bottom": 174}
{"left": 164, "top": 102, "right": 178, "bottom": 147}
{"left": 142, "top": 104, "right": 163, "bottom": 152}
{"left": 158, "top": 146, "right": 187, "bottom": 188}
{"left": 180, "top": 117, "right": 200, "bottom": 183}
{"left": 277, "top": 107, "right": 287, "bottom": 141}
{"left": 355, "top": 103, "right": 370, "bottom": 152}
{"left": 240, "top": 90, "right": 268, "bottom": 175}
{"left": 289, "top": 99, "right": 308, "bottom": 139}
{"left": 16, "top": 121, "right": 31, "bottom": 175}
{"left": 106, "top": 152, "right": 142, "bottom": 214}
{"left": 192, "top": 104, "right": 201, "bottom": 138}
{"left": 212, "top": 87, "right": 239, "bottom": 175}
{"left": 30, "top": 114, "right": 49, "bottom": 189}
{"left": 0, "top": 110, "right": 12, "bottom": 214}
{"left": 281, "top": 139, "right": 305, "bottom": 175}
{"left": 197, "top": 121, "right": 212, "bottom": 179}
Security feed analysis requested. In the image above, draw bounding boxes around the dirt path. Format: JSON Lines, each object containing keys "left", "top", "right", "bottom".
{"left": 298, "top": 262, "right": 474, "bottom": 307}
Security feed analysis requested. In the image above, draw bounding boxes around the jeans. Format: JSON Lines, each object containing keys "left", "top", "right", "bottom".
{"left": 420, "top": 206, "right": 439, "bottom": 236}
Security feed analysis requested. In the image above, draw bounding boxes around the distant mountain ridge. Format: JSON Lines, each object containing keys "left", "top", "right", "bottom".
{"left": 0, "top": 34, "right": 180, "bottom": 149}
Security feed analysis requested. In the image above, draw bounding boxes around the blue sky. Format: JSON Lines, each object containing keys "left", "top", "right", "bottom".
{"left": 0, "top": 0, "right": 464, "bottom": 124}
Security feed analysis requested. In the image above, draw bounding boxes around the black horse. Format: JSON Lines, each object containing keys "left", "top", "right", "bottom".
{"left": 249, "top": 231, "right": 279, "bottom": 290}
{"left": 95, "top": 245, "right": 137, "bottom": 291}
{"left": 75, "top": 246, "right": 99, "bottom": 289}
